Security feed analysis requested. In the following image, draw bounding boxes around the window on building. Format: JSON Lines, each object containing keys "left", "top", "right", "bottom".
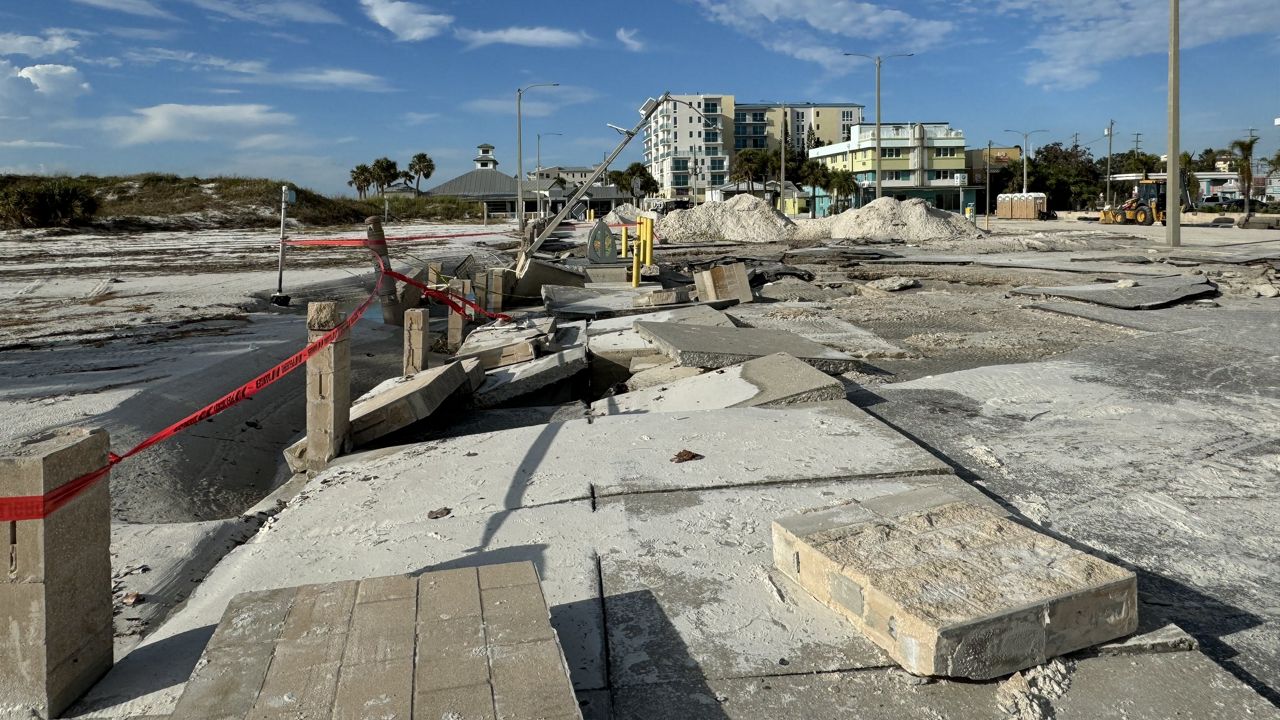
{"left": 841, "top": 110, "right": 854, "bottom": 122}
{"left": 935, "top": 147, "right": 958, "bottom": 157}
{"left": 673, "top": 159, "right": 688, "bottom": 171}
{"left": 705, "top": 101, "right": 719, "bottom": 114}
{"left": 673, "top": 174, "right": 689, "bottom": 187}
{"left": 751, "top": 138, "right": 768, "bottom": 149}
{"left": 710, "top": 158, "right": 725, "bottom": 171}
{"left": 751, "top": 111, "right": 766, "bottom": 122}
{"left": 734, "top": 123, "right": 746, "bottom": 136}
{"left": 884, "top": 170, "right": 909, "bottom": 181}
{"left": 751, "top": 126, "right": 765, "bottom": 136}
{"left": 711, "top": 173, "right": 726, "bottom": 186}
{"left": 734, "top": 111, "right": 746, "bottom": 123}
{"left": 842, "top": 127, "right": 852, "bottom": 142}
{"left": 934, "top": 170, "right": 954, "bottom": 180}
{"left": 705, "top": 131, "right": 719, "bottom": 143}
{"left": 734, "top": 137, "right": 747, "bottom": 149}
{"left": 882, "top": 148, "right": 903, "bottom": 159}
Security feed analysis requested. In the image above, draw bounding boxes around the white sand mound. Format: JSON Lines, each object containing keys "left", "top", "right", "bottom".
{"left": 828, "top": 197, "right": 984, "bottom": 243}
{"left": 603, "top": 202, "right": 640, "bottom": 225}
{"left": 657, "top": 194, "right": 795, "bottom": 243}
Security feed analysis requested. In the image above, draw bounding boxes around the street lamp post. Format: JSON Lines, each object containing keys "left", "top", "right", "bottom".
{"left": 516, "top": 82, "right": 558, "bottom": 235}
{"left": 1004, "top": 128, "right": 1048, "bottom": 193}
{"left": 844, "top": 52, "right": 914, "bottom": 200}
{"left": 536, "top": 131, "right": 562, "bottom": 218}
{"left": 1166, "top": 0, "right": 1181, "bottom": 247}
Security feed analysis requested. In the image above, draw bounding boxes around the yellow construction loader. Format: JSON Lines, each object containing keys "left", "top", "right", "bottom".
{"left": 1100, "top": 177, "right": 1189, "bottom": 226}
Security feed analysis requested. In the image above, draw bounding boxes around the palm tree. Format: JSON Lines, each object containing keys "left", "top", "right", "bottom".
{"left": 825, "top": 169, "right": 857, "bottom": 213}
{"left": 1179, "top": 151, "right": 1199, "bottom": 205}
{"left": 797, "top": 159, "right": 829, "bottom": 218}
{"left": 729, "top": 149, "right": 768, "bottom": 197}
{"left": 1229, "top": 137, "right": 1259, "bottom": 214}
{"left": 348, "top": 164, "right": 373, "bottom": 199}
{"left": 370, "top": 157, "right": 398, "bottom": 196}
{"left": 408, "top": 153, "right": 435, "bottom": 193}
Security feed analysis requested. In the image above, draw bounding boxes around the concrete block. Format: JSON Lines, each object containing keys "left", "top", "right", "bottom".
{"left": 489, "top": 639, "right": 581, "bottom": 719}
{"left": 725, "top": 304, "right": 910, "bottom": 359}
{"left": 585, "top": 304, "right": 733, "bottom": 336}
{"left": 332, "top": 657, "right": 413, "bottom": 720}
{"left": 694, "top": 262, "right": 753, "bottom": 304}
{"left": 456, "top": 317, "right": 554, "bottom": 370}
{"left": 347, "top": 358, "right": 476, "bottom": 446}
{"left": 1010, "top": 275, "right": 1217, "bottom": 310}
{"left": 402, "top": 307, "right": 430, "bottom": 375}
{"left": 592, "top": 353, "right": 845, "bottom": 416}
{"left": 544, "top": 284, "right": 734, "bottom": 321}
{"left": 305, "top": 301, "right": 350, "bottom": 471}
{"left": 473, "top": 346, "right": 588, "bottom": 408}
{"left": 634, "top": 321, "right": 864, "bottom": 374}
{"left": 0, "top": 427, "right": 113, "bottom": 720}
{"left": 624, "top": 362, "right": 704, "bottom": 391}
{"left": 418, "top": 566, "right": 482, "bottom": 621}
{"left": 415, "top": 616, "right": 488, "bottom": 691}
{"left": 414, "top": 683, "right": 496, "bottom": 720}
{"left": 773, "top": 492, "right": 1138, "bottom": 679}
{"left": 632, "top": 286, "right": 692, "bottom": 307}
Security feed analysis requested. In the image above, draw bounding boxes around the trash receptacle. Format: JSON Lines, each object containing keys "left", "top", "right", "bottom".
{"left": 964, "top": 203, "right": 975, "bottom": 223}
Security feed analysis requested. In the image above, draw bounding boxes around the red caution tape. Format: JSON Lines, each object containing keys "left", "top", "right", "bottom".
{"left": 0, "top": 238, "right": 516, "bottom": 522}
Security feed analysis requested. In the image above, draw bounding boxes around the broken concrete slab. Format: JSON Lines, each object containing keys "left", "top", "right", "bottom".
{"left": 632, "top": 286, "right": 693, "bottom": 308}
{"left": 591, "top": 353, "right": 844, "bottom": 416}
{"left": 473, "top": 346, "right": 587, "bottom": 408}
{"left": 773, "top": 489, "right": 1138, "bottom": 679}
{"left": 756, "top": 277, "right": 849, "bottom": 302}
{"left": 724, "top": 304, "right": 909, "bottom": 359}
{"left": 543, "top": 284, "right": 737, "bottom": 321}
{"left": 585, "top": 304, "right": 734, "bottom": 336}
{"left": 1011, "top": 275, "right": 1217, "bottom": 310}
{"left": 625, "top": 362, "right": 704, "bottom": 391}
{"left": 455, "top": 317, "right": 555, "bottom": 370}
{"left": 284, "top": 359, "right": 483, "bottom": 470}
{"left": 609, "top": 649, "right": 1280, "bottom": 720}
{"left": 599, "top": 477, "right": 1001, "bottom": 689}
{"left": 634, "top": 321, "right": 865, "bottom": 374}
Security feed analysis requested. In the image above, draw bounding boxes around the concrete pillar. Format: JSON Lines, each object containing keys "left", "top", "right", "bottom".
{"left": 0, "top": 428, "right": 113, "bottom": 719}
{"left": 306, "top": 302, "right": 351, "bottom": 469}
{"left": 426, "top": 261, "right": 443, "bottom": 287}
{"left": 446, "top": 280, "right": 465, "bottom": 352}
{"left": 403, "top": 308, "right": 430, "bottom": 376}
{"left": 487, "top": 269, "right": 505, "bottom": 314}
{"left": 364, "top": 216, "right": 403, "bottom": 326}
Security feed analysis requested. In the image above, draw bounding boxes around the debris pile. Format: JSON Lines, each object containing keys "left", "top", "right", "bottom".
{"left": 828, "top": 197, "right": 985, "bottom": 244}
{"left": 603, "top": 202, "right": 641, "bottom": 225}
{"left": 657, "top": 194, "right": 795, "bottom": 243}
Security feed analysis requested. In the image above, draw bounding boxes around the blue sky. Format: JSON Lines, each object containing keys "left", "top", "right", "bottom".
{"left": 2, "top": 0, "right": 1278, "bottom": 195}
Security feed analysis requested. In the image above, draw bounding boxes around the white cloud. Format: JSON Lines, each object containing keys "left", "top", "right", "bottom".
{"left": 695, "top": 0, "right": 948, "bottom": 73}
{"left": 403, "top": 111, "right": 439, "bottom": 126}
{"left": 0, "top": 31, "right": 80, "bottom": 58}
{"left": 70, "top": 0, "right": 176, "bottom": 20}
{"left": 180, "top": 0, "right": 342, "bottom": 24}
{"left": 124, "top": 48, "right": 391, "bottom": 91}
{"left": 16, "top": 65, "right": 91, "bottom": 98}
{"left": 462, "top": 85, "right": 598, "bottom": 117}
{"left": 995, "top": 0, "right": 1280, "bottom": 88}
{"left": 0, "top": 139, "right": 81, "bottom": 149}
{"left": 615, "top": 28, "right": 643, "bottom": 52}
{"left": 456, "top": 26, "right": 593, "bottom": 49}
{"left": 101, "top": 103, "right": 295, "bottom": 145}
{"left": 360, "top": 0, "right": 454, "bottom": 41}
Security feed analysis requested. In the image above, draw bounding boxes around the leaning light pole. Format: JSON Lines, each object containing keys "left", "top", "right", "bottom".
{"left": 1004, "top": 128, "right": 1048, "bottom": 193}
{"left": 1166, "top": 0, "right": 1181, "bottom": 247}
{"left": 845, "top": 52, "right": 914, "bottom": 200}
{"left": 516, "top": 82, "right": 558, "bottom": 235}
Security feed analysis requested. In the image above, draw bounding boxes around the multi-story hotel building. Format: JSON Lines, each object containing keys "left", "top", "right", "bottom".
{"left": 808, "top": 122, "right": 971, "bottom": 211}
{"left": 641, "top": 94, "right": 864, "bottom": 202}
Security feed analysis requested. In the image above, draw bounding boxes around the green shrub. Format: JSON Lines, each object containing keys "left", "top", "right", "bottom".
{"left": 0, "top": 179, "right": 98, "bottom": 228}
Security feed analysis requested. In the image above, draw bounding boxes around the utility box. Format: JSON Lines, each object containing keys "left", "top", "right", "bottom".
{"left": 996, "top": 192, "right": 1048, "bottom": 220}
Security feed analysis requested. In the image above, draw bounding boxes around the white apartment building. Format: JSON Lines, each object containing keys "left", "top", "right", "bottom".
{"left": 641, "top": 94, "right": 864, "bottom": 202}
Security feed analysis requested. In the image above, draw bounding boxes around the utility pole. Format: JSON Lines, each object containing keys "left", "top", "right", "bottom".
{"left": 515, "top": 82, "right": 558, "bottom": 235}
{"left": 1105, "top": 120, "right": 1115, "bottom": 208}
{"left": 1132, "top": 132, "right": 1143, "bottom": 172}
{"left": 1004, "top": 128, "right": 1048, "bottom": 194}
{"left": 1072, "top": 132, "right": 1080, "bottom": 148}
{"left": 845, "top": 52, "right": 914, "bottom": 200}
{"left": 985, "top": 140, "right": 992, "bottom": 230}
{"left": 780, "top": 104, "right": 787, "bottom": 214}
{"left": 1166, "top": 0, "right": 1180, "bottom": 247}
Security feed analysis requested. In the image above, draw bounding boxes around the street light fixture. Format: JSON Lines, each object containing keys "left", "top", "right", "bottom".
{"left": 1004, "top": 128, "right": 1048, "bottom": 193}
{"left": 536, "top": 131, "right": 562, "bottom": 218}
{"left": 516, "top": 82, "right": 559, "bottom": 235}
{"left": 844, "top": 52, "right": 914, "bottom": 201}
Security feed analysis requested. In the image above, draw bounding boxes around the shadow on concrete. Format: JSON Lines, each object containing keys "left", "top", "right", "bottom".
{"left": 66, "top": 625, "right": 216, "bottom": 717}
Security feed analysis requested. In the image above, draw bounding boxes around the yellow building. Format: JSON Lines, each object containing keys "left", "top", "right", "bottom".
{"left": 808, "top": 122, "right": 970, "bottom": 211}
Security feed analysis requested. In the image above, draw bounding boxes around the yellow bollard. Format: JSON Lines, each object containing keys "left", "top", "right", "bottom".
{"left": 620, "top": 225, "right": 628, "bottom": 258}
{"left": 631, "top": 238, "right": 641, "bottom": 287}
{"left": 587, "top": 209, "right": 594, "bottom": 221}
{"left": 644, "top": 218, "right": 654, "bottom": 266}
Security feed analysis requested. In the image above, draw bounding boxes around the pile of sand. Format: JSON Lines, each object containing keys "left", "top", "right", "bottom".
{"left": 657, "top": 194, "right": 795, "bottom": 243}
{"left": 828, "top": 197, "right": 984, "bottom": 243}
{"left": 602, "top": 202, "right": 640, "bottom": 225}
